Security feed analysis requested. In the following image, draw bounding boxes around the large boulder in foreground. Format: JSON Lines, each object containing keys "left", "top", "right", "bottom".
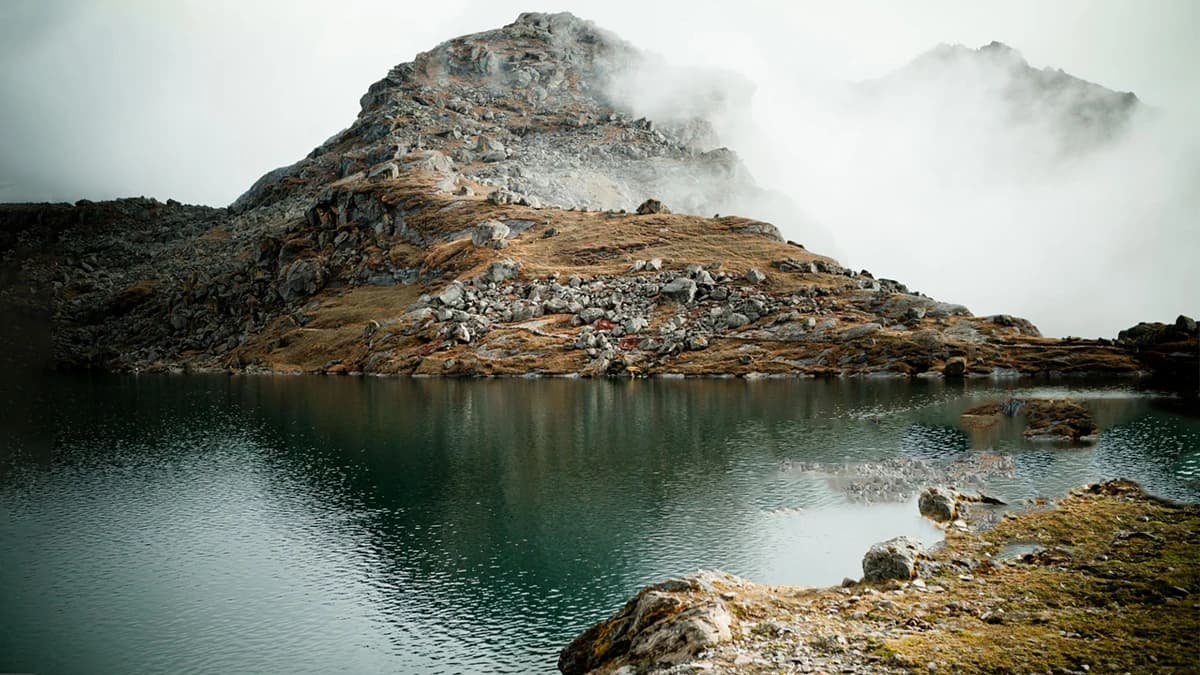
{"left": 558, "top": 571, "right": 738, "bottom": 675}
{"left": 862, "top": 536, "right": 925, "bottom": 581}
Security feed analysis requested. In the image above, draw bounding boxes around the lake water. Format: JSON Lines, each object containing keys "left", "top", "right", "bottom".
{"left": 1, "top": 375, "right": 1197, "bottom": 674}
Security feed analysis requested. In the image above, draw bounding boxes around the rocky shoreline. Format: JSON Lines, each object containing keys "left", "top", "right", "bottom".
{"left": 558, "top": 480, "right": 1199, "bottom": 674}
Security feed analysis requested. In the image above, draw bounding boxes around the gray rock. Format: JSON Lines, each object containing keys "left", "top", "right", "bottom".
{"left": 477, "top": 258, "right": 521, "bottom": 284}
{"left": 737, "top": 222, "right": 784, "bottom": 241}
{"left": 624, "top": 316, "right": 649, "bottom": 334}
{"left": 726, "top": 313, "right": 750, "bottom": 329}
{"left": 437, "top": 282, "right": 466, "bottom": 307}
{"left": 661, "top": 277, "right": 697, "bottom": 303}
{"left": 636, "top": 198, "right": 670, "bottom": 215}
{"left": 278, "top": 259, "right": 323, "bottom": 302}
{"left": 367, "top": 161, "right": 400, "bottom": 181}
{"left": 744, "top": 268, "right": 767, "bottom": 284}
{"left": 863, "top": 536, "right": 925, "bottom": 581}
{"left": 578, "top": 307, "right": 606, "bottom": 324}
{"left": 930, "top": 302, "right": 971, "bottom": 318}
{"left": 918, "top": 487, "right": 959, "bottom": 522}
{"left": 646, "top": 258, "right": 663, "bottom": 271}
{"left": 839, "top": 323, "right": 882, "bottom": 340}
{"left": 470, "top": 220, "right": 510, "bottom": 248}
{"left": 558, "top": 572, "right": 737, "bottom": 675}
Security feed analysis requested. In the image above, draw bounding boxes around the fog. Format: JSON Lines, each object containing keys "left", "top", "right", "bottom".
{"left": 1, "top": 0, "right": 1197, "bottom": 337}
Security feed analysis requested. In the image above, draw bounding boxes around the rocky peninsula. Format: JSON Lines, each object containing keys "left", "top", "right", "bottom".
{"left": 560, "top": 480, "right": 1199, "bottom": 674}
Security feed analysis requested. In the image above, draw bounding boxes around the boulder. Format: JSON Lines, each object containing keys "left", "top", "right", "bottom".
{"left": 863, "top": 536, "right": 925, "bottom": 582}
{"left": 437, "top": 281, "right": 466, "bottom": 307}
{"left": 943, "top": 356, "right": 967, "bottom": 378}
{"left": 726, "top": 312, "right": 750, "bottom": 329}
{"left": 477, "top": 258, "right": 521, "bottom": 284}
{"left": 839, "top": 323, "right": 881, "bottom": 340}
{"left": 918, "top": 487, "right": 959, "bottom": 522}
{"left": 736, "top": 222, "right": 784, "bottom": 241}
{"left": 558, "top": 573, "right": 737, "bottom": 675}
{"left": 636, "top": 198, "right": 671, "bottom": 215}
{"left": 277, "top": 258, "right": 324, "bottom": 302}
{"left": 470, "top": 220, "right": 510, "bottom": 248}
{"left": 661, "top": 277, "right": 697, "bottom": 303}
{"left": 744, "top": 268, "right": 767, "bottom": 284}
{"left": 577, "top": 307, "right": 606, "bottom": 324}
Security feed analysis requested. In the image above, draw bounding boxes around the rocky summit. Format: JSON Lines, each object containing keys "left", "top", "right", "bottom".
{"left": 0, "top": 12, "right": 1196, "bottom": 381}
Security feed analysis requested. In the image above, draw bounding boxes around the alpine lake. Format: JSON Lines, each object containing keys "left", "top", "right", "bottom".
{"left": 2, "top": 374, "right": 1196, "bottom": 674}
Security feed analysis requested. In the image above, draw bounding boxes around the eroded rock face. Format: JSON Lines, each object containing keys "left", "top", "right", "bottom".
{"left": 558, "top": 572, "right": 738, "bottom": 675}
{"left": 863, "top": 536, "right": 924, "bottom": 581}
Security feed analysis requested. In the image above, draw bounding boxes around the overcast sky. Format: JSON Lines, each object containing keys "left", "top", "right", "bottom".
{"left": 1, "top": 0, "right": 1196, "bottom": 335}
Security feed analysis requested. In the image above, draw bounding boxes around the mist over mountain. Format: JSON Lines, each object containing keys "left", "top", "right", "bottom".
{"left": 646, "top": 39, "right": 1198, "bottom": 338}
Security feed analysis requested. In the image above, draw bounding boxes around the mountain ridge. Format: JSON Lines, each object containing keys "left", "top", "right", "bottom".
{"left": 0, "top": 12, "right": 1193, "bottom": 382}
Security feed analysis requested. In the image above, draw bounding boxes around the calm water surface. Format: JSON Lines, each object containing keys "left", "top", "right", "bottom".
{"left": 1, "top": 375, "right": 1197, "bottom": 674}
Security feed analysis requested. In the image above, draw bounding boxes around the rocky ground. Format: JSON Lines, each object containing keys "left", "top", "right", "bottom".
{"left": 0, "top": 12, "right": 1196, "bottom": 384}
{"left": 559, "top": 480, "right": 1200, "bottom": 674}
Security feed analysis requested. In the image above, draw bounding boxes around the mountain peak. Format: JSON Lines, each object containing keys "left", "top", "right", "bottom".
{"left": 230, "top": 12, "right": 827, "bottom": 250}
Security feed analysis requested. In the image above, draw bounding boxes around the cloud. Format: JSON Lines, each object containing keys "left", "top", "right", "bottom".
{"left": 605, "top": 40, "right": 1199, "bottom": 337}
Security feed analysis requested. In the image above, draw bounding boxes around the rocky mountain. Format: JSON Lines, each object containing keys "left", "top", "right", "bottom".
{"left": 0, "top": 12, "right": 1194, "bottom": 382}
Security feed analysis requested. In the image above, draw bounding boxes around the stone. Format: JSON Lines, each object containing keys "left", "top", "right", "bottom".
{"left": 278, "top": 258, "right": 323, "bottom": 302}
{"left": 744, "top": 268, "right": 767, "bottom": 284}
{"left": 919, "top": 487, "right": 959, "bottom": 522}
{"left": 636, "top": 198, "right": 670, "bottom": 215}
{"left": 367, "top": 161, "right": 400, "bottom": 181}
{"left": 470, "top": 220, "right": 510, "bottom": 248}
{"left": 558, "top": 573, "right": 736, "bottom": 675}
{"left": 726, "top": 313, "right": 750, "bottom": 329}
{"left": 944, "top": 356, "right": 967, "bottom": 378}
{"left": 578, "top": 307, "right": 606, "bottom": 324}
{"left": 477, "top": 258, "right": 521, "bottom": 284}
{"left": 661, "top": 277, "right": 697, "bottom": 303}
{"left": 624, "top": 316, "right": 649, "bottom": 334}
{"left": 437, "top": 281, "right": 466, "bottom": 307}
{"left": 839, "top": 323, "right": 882, "bottom": 340}
{"left": 863, "top": 536, "right": 925, "bottom": 582}
{"left": 646, "top": 258, "right": 663, "bottom": 271}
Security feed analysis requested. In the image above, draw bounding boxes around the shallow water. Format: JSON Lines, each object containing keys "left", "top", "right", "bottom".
{"left": 1, "top": 375, "right": 1196, "bottom": 674}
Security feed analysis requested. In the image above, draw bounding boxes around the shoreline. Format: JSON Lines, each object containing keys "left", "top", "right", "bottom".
{"left": 558, "top": 480, "right": 1200, "bottom": 674}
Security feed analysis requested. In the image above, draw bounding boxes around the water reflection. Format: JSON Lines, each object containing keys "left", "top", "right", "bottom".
{"left": 0, "top": 375, "right": 1196, "bottom": 674}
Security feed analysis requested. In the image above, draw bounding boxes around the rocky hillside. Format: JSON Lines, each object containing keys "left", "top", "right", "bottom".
{"left": 0, "top": 13, "right": 1194, "bottom": 382}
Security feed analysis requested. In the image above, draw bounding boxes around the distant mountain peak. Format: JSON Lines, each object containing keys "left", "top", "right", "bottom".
{"left": 869, "top": 40, "right": 1141, "bottom": 152}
